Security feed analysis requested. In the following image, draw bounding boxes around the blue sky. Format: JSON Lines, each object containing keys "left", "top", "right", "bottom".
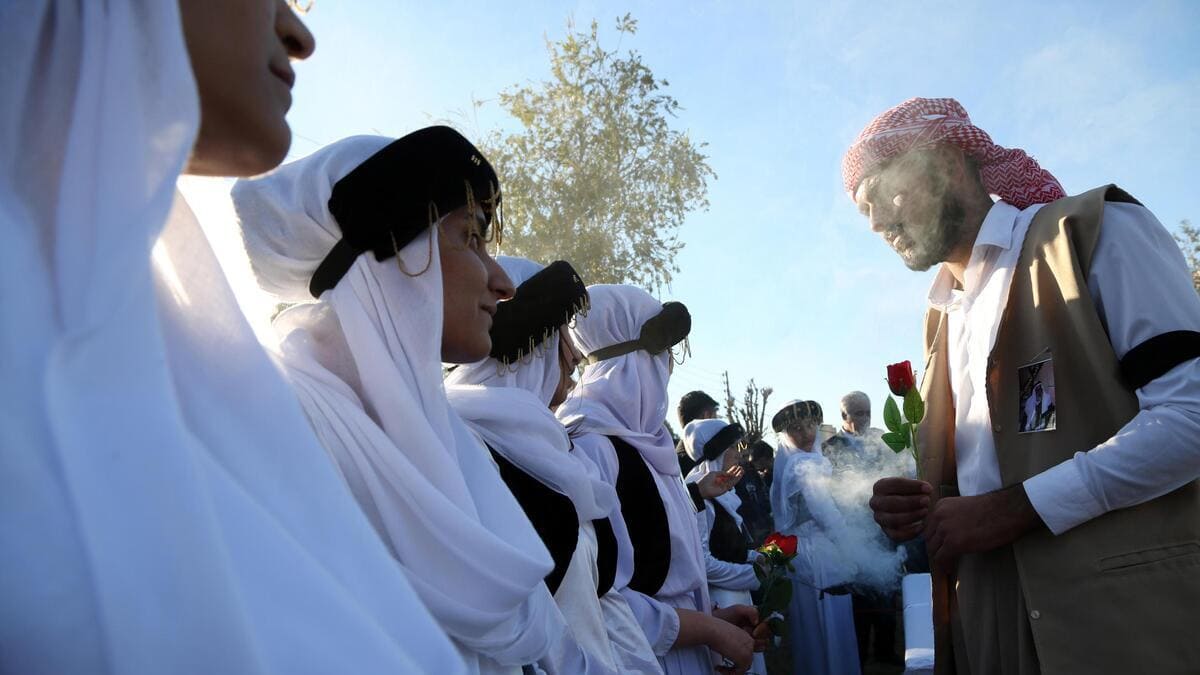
{"left": 186, "top": 0, "right": 1199, "bottom": 435}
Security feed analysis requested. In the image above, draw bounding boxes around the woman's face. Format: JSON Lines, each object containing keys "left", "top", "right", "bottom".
{"left": 550, "top": 326, "right": 584, "bottom": 409}
{"left": 721, "top": 442, "right": 743, "bottom": 472}
{"left": 439, "top": 206, "right": 514, "bottom": 363}
{"left": 786, "top": 420, "right": 818, "bottom": 451}
{"left": 179, "top": 0, "right": 315, "bottom": 177}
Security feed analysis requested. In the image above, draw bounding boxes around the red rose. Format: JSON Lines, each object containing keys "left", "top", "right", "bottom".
{"left": 887, "top": 361, "right": 916, "bottom": 396}
{"left": 762, "top": 532, "right": 798, "bottom": 558}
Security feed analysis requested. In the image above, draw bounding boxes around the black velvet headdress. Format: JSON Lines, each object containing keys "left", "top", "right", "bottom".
{"left": 488, "top": 260, "right": 590, "bottom": 366}
{"left": 700, "top": 422, "right": 745, "bottom": 463}
{"left": 771, "top": 400, "right": 824, "bottom": 433}
{"left": 584, "top": 301, "right": 692, "bottom": 365}
{"left": 309, "top": 126, "right": 500, "bottom": 298}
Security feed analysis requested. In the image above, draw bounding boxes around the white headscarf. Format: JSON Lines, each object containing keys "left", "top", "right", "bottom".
{"left": 557, "top": 284, "right": 680, "bottom": 475}
{"left": 445, "top": 257, "right": 617, "bottom": 521}
{"left": 234, "top": 138, "right": 565, "bottom": 668}
{"left": 683, "top": 419, "right": 746, "bottom": 532}
{"left": 0, "top": 4, "right": 462, "bottom": 674}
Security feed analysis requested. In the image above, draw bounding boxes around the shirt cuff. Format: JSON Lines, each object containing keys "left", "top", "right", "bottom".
{"left": 655, "top": 605, "right": 681, "bottom": 657}
{"left": 1022, "top": 455, "right": 1108, "bottom": 535}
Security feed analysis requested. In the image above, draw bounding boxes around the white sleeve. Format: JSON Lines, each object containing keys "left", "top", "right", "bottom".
{"left": 1024, "top": 202, "right": 1200, "bottom": 534}
{"left": 617, "top": 587, "right": 681, "bottom": 657}
{"left": 697, "top": 503, "right": 760, "bottom": 594}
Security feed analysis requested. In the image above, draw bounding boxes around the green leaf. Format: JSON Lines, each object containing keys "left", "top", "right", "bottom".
{"left": 753, "top": 562, "right": 766, "bottom": 585}
{"left": 883, "top": 396, "right": 902, "bottom": 433}
{"left": 880, "top": 431, "right": 906, "bottom": 453}
{"left": 768, "top": 617, "right": 786, "bottom": 636}
{"left": 904, "top": 388, "right": 926, "bottom": 425}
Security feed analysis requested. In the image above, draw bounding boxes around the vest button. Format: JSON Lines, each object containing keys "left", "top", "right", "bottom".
{"left": 1030, "top": 610, "right": 1041, "bottom": 620}
{"left": 993, "top": 423, "right": 1003, "bottom": 433}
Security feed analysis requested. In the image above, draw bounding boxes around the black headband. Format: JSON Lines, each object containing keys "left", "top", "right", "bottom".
{"left": 488, "top": 260, "right": 589, "bottom": 365}
{"left": 771, "top": 400, "right": 824, "bottom": 433}
{"left": 700, "top": 423, "right": 745, "bottom": 463}
{"left": 585, "top": 301, "right": 692, "bottom": 364}
{"left": 310, "top": 126, "right": 500, "bottom": 298}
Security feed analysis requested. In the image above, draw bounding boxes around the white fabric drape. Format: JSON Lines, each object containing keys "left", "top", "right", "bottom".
{"left": 772, "top": 422, "right": 860, "bottom": 675}
{"left": 234, "top": 139, "right": 574, "bottom": 674}
{"left": 558, "top": 285, "right": 713, "bottom": 674}
{"left": 0, "top": 3, "right": 462, "bottom": 673}
{"left": 557, "top": 285, "right": 681, "bottom": 476}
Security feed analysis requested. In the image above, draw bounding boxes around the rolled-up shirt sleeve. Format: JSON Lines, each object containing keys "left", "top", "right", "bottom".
{"left": 1023, "top": 202, "right": 1200, "bottom": 534}
{"left": 617, "top": 588, "right": 680, "bottom": 656}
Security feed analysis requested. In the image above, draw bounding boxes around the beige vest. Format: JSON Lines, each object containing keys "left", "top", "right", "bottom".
{"left": 919, "top": 186, "right": 1200, "bottom": 674}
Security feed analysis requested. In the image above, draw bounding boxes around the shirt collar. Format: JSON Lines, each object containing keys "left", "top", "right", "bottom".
{"left": 927, "top": 201, "right": 1021, "bottom": 310}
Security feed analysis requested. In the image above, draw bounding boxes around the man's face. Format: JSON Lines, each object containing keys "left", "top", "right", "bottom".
{"left": 842, "top": 401, "right": 871, "bottom": 435}
{"left": 752, "top": 454, "right": 772, "bottom": 475}
{"left": 853, "top": 147, "right": 970, "bottom": 271}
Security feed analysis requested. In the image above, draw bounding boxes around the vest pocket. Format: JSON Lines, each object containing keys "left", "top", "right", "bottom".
{"left": 1097, "top": 541, "right": 1200, "bottom": 573}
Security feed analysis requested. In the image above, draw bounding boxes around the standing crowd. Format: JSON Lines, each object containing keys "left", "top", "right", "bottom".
{"left": 3, "top": 3, "right": 1198, "bottom": 675}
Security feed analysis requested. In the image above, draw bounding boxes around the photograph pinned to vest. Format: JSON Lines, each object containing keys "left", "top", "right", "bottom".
{"left": 1018, "top": 355, "right": 1057, "bottom": 433}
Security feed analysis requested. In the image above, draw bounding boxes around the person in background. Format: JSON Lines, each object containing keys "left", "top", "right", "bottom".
{"left": 735, "top": 440, "right": 775, "bottom": 546}
{"left": 822, "top": 392, "right": 902, "bottom": 667}
{"left": 559, "top": 287, "right": 766, "bottom": 674}
{"left": 676, "top": 390, "right": 720, "bottom": 474}
{"left": 683, "top": 419, "right": 767, "bottom": 675}
{"left": 771, "top": 400, "right": 861, "bottom": 675}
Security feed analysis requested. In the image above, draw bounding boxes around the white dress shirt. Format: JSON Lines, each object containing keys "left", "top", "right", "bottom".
{"left": 927, "top": 200, "right": 1200, "bottom": 534}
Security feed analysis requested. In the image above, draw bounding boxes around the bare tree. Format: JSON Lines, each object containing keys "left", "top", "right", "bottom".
{"left": 722, "top": 371, "right": 774, "bottom": 444}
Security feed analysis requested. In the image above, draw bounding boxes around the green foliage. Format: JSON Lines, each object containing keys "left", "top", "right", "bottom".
{"left": 904, "top": 387, "right": 925, "bottom": 425}
{"left": 883, "top": 396, "right": 902, "bottom": 433}
{"left": 881, "top": 431, "right": 906, "bottom": 453}
{"left": 480, "top": 15, "right": 715, "bottom": 291}
{"left": 1173, "top": 220, "right": 1200, "bottom": 295}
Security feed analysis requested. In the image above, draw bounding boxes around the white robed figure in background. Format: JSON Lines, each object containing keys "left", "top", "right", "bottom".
{"left": 683, "top": 419, "right": 768, "bottom": 675}
{"left": 770, "top": 400, "right": 861, "bottom": 675}
{"left": 558, "top": 285, "right": 763, "bottom": 675}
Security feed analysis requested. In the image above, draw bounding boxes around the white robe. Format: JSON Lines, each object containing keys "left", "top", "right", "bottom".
{"left": 773, "top": 446, "right": 861, "bottom": 675}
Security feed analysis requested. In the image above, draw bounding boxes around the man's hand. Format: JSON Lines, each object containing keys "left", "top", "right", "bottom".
{"left": 923, "top": 484, "right": 1043, "bottom": 572}
{"left": 698, "top": 465, "right": 744, "bottom": 499}
{"left": 869, "top": 477, "right": 931, "bottom": 541}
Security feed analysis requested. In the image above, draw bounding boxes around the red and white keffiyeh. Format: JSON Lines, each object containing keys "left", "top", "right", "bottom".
{"left": 842, "top": 97, "right": 1066, "bottom": 209}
